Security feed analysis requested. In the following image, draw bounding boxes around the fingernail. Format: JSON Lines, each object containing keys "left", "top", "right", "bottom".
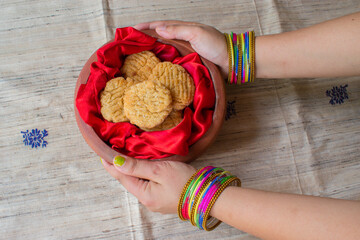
{"left": 114, "top": 156, "right": 125, "bottom": 167}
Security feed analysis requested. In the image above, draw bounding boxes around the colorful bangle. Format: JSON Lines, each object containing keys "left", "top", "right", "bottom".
{"left": 225, "top": 33, "right": 233, "bottom": 84}
{"left": 197, "top": 173, "right": 232, "bottom": 229}
{"left": 179, "top": 166, "right": 214, "bottom": 220}
{"left": 224, "top": 30, "right": 256, "bottom": 85}
{"left": 177, "top": 166, "right": 241, "bottom": 231}
{"left": 190, "top": 171, "right": 225, "bottom": 227}
{"left": 195, "top": 174, "right": 226, "bottom": 229}
{"left": 202, "top": 177, "right": 241, "bottom": 231}
{"left": 177, "top": 169, "right": 200, "bottom": 220}
{"left": 187, "top": 167, "right": 221, "bottom": 218}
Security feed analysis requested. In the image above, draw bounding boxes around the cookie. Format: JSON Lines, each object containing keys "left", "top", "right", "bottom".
{"left": 121, "top": 51, "right": 161, "bottom": 82}
{"left": 143, "top": 110, "right": 183, "bottom": 132}
{"left": 124, "top": 81, "right": 172, "bottom": 129}
{"left": 100, "top": 77, "right": 138, "bottom": 123}
{"left": 149, "top": 62, "right": 195, "bottom": 110}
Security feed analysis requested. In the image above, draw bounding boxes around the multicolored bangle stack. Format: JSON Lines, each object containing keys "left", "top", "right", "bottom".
{"left": 224, "top": 31, "right": 256, "bottom": 84}
{"left": 178, "top": 166, "right": 241, "bottom": 231}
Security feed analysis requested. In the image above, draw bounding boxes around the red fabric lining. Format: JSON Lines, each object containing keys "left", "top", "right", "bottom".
{"left": 76, "top": 27, "right": 215, "bottom": 159}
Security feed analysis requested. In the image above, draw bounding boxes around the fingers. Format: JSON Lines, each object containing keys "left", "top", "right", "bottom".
{"left": 111, "top": 156, "right": 163, "bottom": 183}
{"left": 133, "top": 21, "right": 163, "bottom": 30}
{"left": 155, "top": 24, "right": 192, "bottom": 41}
{"left": 134, "top": 21, "right": 202, "bottom": 42}
{"left": 134, "top": 20, "right": 198, "bottom": 30}
{"left": 101, "top": 158, "right": 152, "bottom": 199}
{"left": 101, "top": 158, "right": 137, "bottom": 185}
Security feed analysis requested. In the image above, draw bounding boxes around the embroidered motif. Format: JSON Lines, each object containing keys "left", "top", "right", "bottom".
{"left": 21, "top": 129, "right": 48, "bottom": 148}
{"left": 326, "top": 84, "right": 349, "bottom": 105}
{"left": 225, "top": 100, "right": 236, "bottom": 121}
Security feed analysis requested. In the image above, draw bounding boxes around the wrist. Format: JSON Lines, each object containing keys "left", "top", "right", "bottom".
{"left": 254, "top": 35, "right": 275, "bottom": 79}
{"left": 209, "top": 186, "right": 233, "bottom": 219}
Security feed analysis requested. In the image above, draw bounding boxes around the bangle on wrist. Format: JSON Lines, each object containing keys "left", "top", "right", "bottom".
{"left": 224, "top": 31, "right": 256, "bottom": 84}
{"left": 177, "top": 166, "right": 241, "bottom": 231}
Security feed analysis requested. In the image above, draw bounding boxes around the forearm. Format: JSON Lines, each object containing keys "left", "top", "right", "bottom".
{"left": 255, "top": 12, "right": 360, "bottom": 78}
{"left": 210, "top": 187, "right": 360, "bottom": 240}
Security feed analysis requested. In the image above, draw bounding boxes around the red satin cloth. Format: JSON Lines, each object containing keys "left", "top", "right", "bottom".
{"left": 76, "top": 27, "right": 215, "bottom": 159}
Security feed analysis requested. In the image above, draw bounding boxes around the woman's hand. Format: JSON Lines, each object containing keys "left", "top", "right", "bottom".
{"left": 102, "top": 156, "right": 196, "bottom": 214}
{"left": 135, "top": 20, "right": 229, "bottom": 78}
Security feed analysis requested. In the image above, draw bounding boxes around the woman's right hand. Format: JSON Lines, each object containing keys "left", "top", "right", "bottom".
{"left": 135, "top": 20, "right": 229, "bottom": 78}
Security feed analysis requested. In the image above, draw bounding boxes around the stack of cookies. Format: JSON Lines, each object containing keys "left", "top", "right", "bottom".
{"left": 100, "top": 51, "right": 195, "bottom": 131}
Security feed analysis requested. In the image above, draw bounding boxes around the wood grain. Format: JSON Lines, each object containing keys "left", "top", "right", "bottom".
{"left": 1, "top": 0, "right": 359, "bottom": 239}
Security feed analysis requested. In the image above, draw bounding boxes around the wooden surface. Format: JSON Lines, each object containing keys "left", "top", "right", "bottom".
{"left": 1, "top": 1, "right": 359, "bottom": 239}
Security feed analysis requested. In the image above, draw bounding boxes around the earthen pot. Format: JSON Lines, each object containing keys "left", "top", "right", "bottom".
{"left": 74, "top": 30, "right": 225, "bottom": 163}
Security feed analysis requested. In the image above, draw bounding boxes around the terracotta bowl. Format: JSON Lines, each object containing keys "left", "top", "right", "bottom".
{"left": 74, "top": 30, "right": 225, "bottom": 163}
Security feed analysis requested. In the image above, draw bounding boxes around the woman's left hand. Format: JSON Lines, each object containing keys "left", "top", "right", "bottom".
{"left": 102, "top": 156, "right": 196, "bottom": 214}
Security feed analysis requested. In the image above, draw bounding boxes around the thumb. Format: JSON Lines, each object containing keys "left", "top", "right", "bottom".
{"left": 113, "top": 155, "right": 161, "bottom": 182}
{"left": 155, "top": 24, "right": 197, "bottom": 42}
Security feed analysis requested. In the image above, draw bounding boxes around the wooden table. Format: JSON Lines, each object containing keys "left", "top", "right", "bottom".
{"left": 1, "top": 1, "right": 359, "bottom": 239}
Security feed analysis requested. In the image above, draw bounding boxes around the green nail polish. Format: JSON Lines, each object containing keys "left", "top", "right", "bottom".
{"left": 114, "top": 156, "right": 125, "bottom": 166}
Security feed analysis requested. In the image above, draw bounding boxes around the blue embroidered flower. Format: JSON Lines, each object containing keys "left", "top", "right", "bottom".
{"left": 225, "top": 100, "right": 236, "bottom": 121}
{"left": 21, "top": 129, "right": 48, "bottom": 148}
{"left": 326, "top": 84, "right": 349, "bottom": 105}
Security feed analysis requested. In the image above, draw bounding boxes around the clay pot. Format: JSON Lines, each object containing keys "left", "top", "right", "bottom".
{"left": 74, "top": 30, "right": 225, "bottom": 163}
